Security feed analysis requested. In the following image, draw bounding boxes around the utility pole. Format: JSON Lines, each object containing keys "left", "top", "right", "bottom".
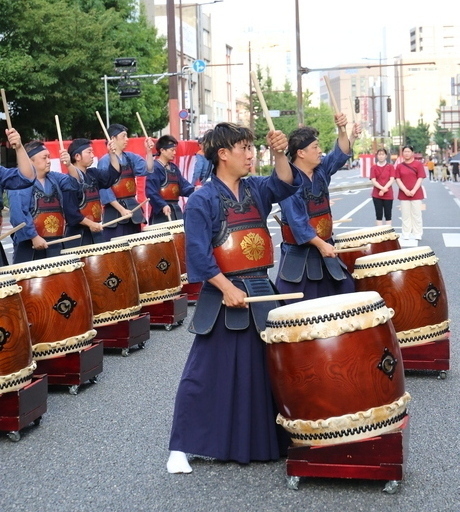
{"left": 166, "top": 0, "right": 180, "bottom": 139}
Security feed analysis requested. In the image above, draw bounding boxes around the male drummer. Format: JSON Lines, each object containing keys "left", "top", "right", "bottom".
{"left": 59, "top": 138, "right": 121, "bottom": 246}
{"left": 167, "top": 122, "right": 301, "bottom": 474}
{"left": 97, "top": 123, "right": 155, "bottom": 240}
{"left": 8, "top": 141, "right": 81, "bottom": 263}
{"left": 145, "top": 135, "right": 195, "bottom": 224}
{"left": 275, "top": 116, "right": 361, "bottom": 302}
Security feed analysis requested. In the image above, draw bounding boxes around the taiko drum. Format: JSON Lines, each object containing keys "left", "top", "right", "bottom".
{"left": 144, "top": 220, "right": 187, "bottom": 284}
{"left": 0, "top": 274, "right": 35, "bottom": 394}
{"left": 334, "top": 225, "right": 401, "bottom": 274}
{"left": 61, "top": 240, "right": 140, "bottom": 327}
{"left": 113, "top": 230, "right": 181, "bottom": 306}
{"left": 260, "top": 291, "right": 410, "bottom": 446}
{"left": 0, "top": 255, "right": 96, "bottom": 360}
{"left": 353, "top": 246, "right": 449, "bottom": 348}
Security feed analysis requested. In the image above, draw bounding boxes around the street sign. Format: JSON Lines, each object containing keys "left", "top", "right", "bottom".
{"left": 179, "top": 109, "right": 189, "bottom": 120}
{"left": 192, "top": 60, "right": 206, "bottom": 73}
{"left": 268, "top": 110, "right": 280, "bottom": 117}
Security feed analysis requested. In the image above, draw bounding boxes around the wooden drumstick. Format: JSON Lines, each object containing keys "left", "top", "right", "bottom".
{"left": 46, "top": 234, "right": 82, "bottom": 246}
{"left": 334, "top": 244, "right": 370, "bottom": 254}
{"left": 1, "top": 88, "right": 16, "bottom": 149}
{"left": 222, "top": 292, "right": 304, "bottom": 305}
{"left": 55, "top": 114, "right": 64, "bottom": 151}
{"left": 250, "top": 71, "right": 276, "bottom": 132}
{"left": 167, "top": 212, "right": 172, "bottom": 222}
{"left": 0, "top": 222, "right": 26, "bottom": 242}
{"left": 136, "top": 112, "right": 149, "bottom": 139}
{"left": 101, "top": 212, "right": 133, "bottom": 228}
{"left": 323, "top": 76, "right": 346, "bottom": 133}
{"left": 1, "top": 89, "right": 13, "bottom": 130}
{"left": 131, "top": 198, "right": 149, "bottom": 213}
{"left": 95, "top": 111, "right": 111, "bottom": 142}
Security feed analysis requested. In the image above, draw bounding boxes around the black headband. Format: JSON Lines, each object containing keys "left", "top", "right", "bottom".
{"left": 287, "top": 136, "right": 318, "bottom": 158}
{"left": 69, "top": 142, "right": 91, "bottom": 158}
{"left": 26, "top": 144, "right": 47, "bottom": 158}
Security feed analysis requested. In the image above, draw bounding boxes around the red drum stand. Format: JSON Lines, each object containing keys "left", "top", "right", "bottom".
{"left": 0, "top": 375, "right": 48, "bottom": 441}
{"left": 34, "top": 341, "right": 103, "bottom": 395}
{"left": 285, "top": 416, "right": 410, "bottom": 494}
{"left": 401, "top": 334, "right": 450, "bottom": 379}
{"left": 182, "top": 282, "right": 202, "bottom": 304}
{"left": 142, "top": 294, "right": 188, "bottom": 331}
{"left": 95, "top": 313, "right": 151, "bottom": 356}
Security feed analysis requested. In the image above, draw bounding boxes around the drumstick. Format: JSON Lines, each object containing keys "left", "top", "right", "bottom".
{"left": 323, "top": 76, "right": 346, "bottom": 133}
{"left": 333, "top": 218, "right": 353, "bottom": 223}
{"left": 0, "top": 222, "right": 26, "bottom": 242}
{"left": 167, "top": 212, "right": 172, "bottom": 222}
{"left": 131, "top": 198, "right": 149, "bottom": 213}
{"left": 250, "top": 71, "right": 275, "bottom": 132}
{"left": 95, "top": 111, "right": 111, "bottom": 142}
{"left": 101, "top": 212, "right": 133, "bottom": 228}
{"left": 1, "top": 88, "right": 16, "bottom": 149}
{"left": 334, "top": 244, "right": 370, "bottom": 254}
{"left": 55, "top": 114, "right": 64, "bottom": 151}
{"left": 46, "top": 234, "right": 82, "bottom": 246}
{"left": 136, "top": 112, "right": 149, "bottom": 139}
{"left": 222, "top": 292, "right": 304, "bottom": 305}
{"left": 273, "top": 214, "right": 283, "bottom": 227}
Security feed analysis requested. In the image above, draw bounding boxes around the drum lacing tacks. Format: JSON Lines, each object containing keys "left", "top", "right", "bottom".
{"left": 354, "top": 250, "right": 436, "bottom": 270}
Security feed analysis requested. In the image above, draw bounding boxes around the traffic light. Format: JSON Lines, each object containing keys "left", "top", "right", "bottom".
{"left": 117, "top": 78, "right": 141, "bottom": 98}
{"left": 387, "top": 97, "right": 392, "bottom": 112}
{"left": 354, "top": 98, "right": 360, "bottom": 114}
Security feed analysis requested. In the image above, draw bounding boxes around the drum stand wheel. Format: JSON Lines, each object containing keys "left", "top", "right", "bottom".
{"left": 6, "top": 416, "right": 43, "bottom": 442}
{"left": 438, "top": 370, "right": 447, "bottom": 380}
{"left": 383, "top": 480, "right": 400, "bottom": 494}
{"left": 97, "top": 313, "right": 151, "bottom": 355}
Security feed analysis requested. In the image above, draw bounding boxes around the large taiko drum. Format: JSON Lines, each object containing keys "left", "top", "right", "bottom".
{"left": 353, "top": 246, "right": 450, "bottom": 348}
{"left": 113, "top": 230, "right": 181, "bottom": 306}
{"left": 62, "top": 241, "right": 141, "bottom": 327}
{"left": 0, "top": 274, "right": 36, "bottom": 394}
{"left": 334, "top": 226, "right": 401, "bottom": 274}
{"left": 144, "top": 220, "right": 187, "bottom": 284}
{"left": 0, "top": 256, "right": 96, "bottom": 361}
{"left": 260, "top": 291, "right": 410, "bottom": 446}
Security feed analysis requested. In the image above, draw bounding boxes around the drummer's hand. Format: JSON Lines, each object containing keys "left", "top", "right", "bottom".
{"left": 108, "top": 140, "right": 118, "bottom": 154}
{"left": 119, "top": 207, "right": 132, "bottom": 218}
{"left": 59, "top": 149, "right": 71, "bottom": 167}
{"left": 267, "top": 130, "right": 288, "bottom": 153}
{"left": 88, "top": 220, "right": 103, "bottom": 232}
{"left": 222, "top": 283, "right": 248, "bottom": 308}
{"left": 163, "top": 205, "right": 171, "bottom": 217}
{"left": 318, "top": 240, "right": 336, "bottom": 258}
{"left": 145, "top": 137, "right": 155, "bottom": 151}
{"left": 6, "top": 128, "right": 22, "bottom": 148}
{"left": 32, "top": 235, "right": 48, "bottom": 250}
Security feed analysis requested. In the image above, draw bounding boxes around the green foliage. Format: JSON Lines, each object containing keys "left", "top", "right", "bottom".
{"left": 405, "top": 118, "right": 431, "bottom": 154}
{"left": 0, "top": 0, "right": 168, "bottom": 140}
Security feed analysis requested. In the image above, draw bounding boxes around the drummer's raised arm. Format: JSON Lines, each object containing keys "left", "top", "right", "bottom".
{"left": 6, "top": 129, "right": 35, "bottom": 180}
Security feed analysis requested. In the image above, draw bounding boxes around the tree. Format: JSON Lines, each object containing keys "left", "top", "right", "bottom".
{"left": 433, "top": 100, "right": 454, "bottom": 161}
{"left": 405, "top": 118, "right": 431, "bottom": 154}
{"left": 0, "top": 0, "right": 168, "bottom": 140}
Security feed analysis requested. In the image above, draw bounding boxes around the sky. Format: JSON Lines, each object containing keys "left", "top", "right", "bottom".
{"left": 209, "top": 0, "right": 457, "bottom": 69}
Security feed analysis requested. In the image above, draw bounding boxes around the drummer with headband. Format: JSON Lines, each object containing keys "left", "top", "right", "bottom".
{"left": 275, "top": 115, "right": 361, "bottom": 302}
{"left": 59, "top": 137, "right": 121, "bottom": 247}
{"left": 97, "top": 123, "right": 155, "bottom": 240}
{"left": 145, "top": 135, "right": 194, "bottom": 224}
{"left": 166, "top": 122, "right": 301, "bottom": 474}
{"left": 8, "top": 141, "right": 81, "bottom": 263}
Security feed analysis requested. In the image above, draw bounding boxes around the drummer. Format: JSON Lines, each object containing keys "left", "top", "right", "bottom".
{"left": 275, "top": 115, "right": 361, "bottom": 302}
{"left": 145, "top": 135, "right": 194, "bottom": 224}
{"left": 59, "top": 137, "right": 121, "bottom": 246}
{"left": 7, "top": 141, "right": 81, "bottom": 263}
{"left": 167, "top": 122, "right": 301, "bottom": 474}
{"left": 97, "top": 123, "right": 154, "bottom": 240}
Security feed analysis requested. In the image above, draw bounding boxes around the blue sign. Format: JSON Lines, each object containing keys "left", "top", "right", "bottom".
{"left": 179, "top": 109, "right": 189, "bottom": 120}
{"left": 192, "top": 59, "right": 206, "bottom": 73}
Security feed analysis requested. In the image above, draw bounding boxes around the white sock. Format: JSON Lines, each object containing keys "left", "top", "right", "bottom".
{"left": 167, "top": 451, "right": 193, "bottom": 474}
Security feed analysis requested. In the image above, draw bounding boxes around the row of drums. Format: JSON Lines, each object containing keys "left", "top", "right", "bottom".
{"left": 0, "top": 220, "right": 188, "bottom": 397}
{"left": 260, "top": 225, "right": 449, "bottom": 447}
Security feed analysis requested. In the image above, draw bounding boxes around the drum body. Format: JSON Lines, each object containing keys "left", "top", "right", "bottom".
{"left": 353, "top": 246, "right": 449, "bottom": 347}
{"left": 334, "top": 226, "right": 401, "bottom": 274}
{"left": 260, "top": 291, "right": 410, "bottom": 446}
{"left": 113, "top": 231, "right": 181, "bottom": 306}
{"left": 0, "top": 256, "right": 96, "bottom": 360}
{"left": 144, "top": 220, "right": 187, "bottom": 284}
{"left": 0, "top": 274, "right": 36, "bottom": 393}
{"left": 62, "top": 241, "right": 140, "bottom": 327}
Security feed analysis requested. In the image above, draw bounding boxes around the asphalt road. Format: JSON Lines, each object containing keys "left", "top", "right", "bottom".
{"left": 1, "top": 172, "right": 459, "bottom": 512}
